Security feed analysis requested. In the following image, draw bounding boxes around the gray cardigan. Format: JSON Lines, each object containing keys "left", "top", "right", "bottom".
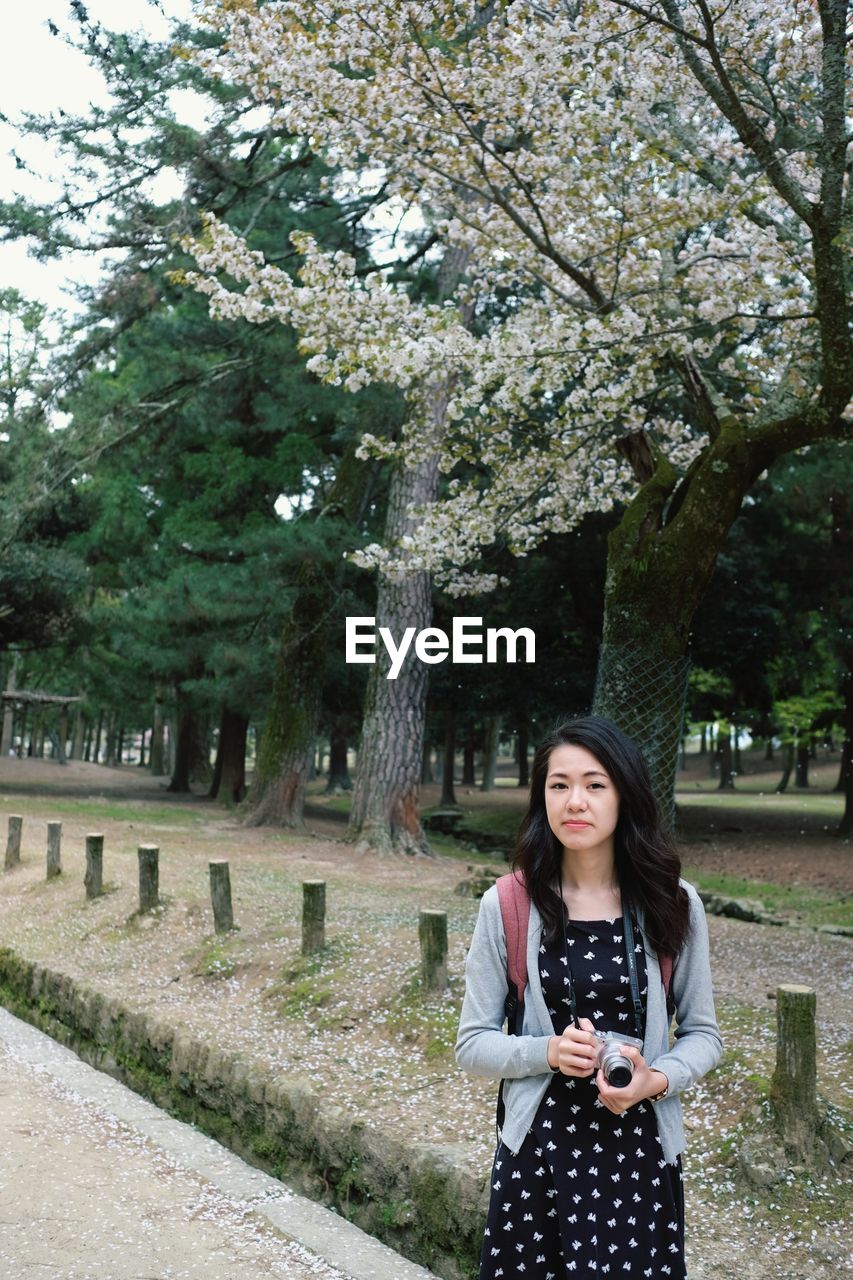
{"left": 455, "top": 879, "right": 722, "bottom": 1164}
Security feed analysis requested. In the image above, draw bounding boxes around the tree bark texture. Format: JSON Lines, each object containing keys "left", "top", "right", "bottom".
{"left": 46, "top": 822, "right": 61, "bottom": 880}
{"left": 594, "top": 418, "right": 809, "bottom": 821}
{"left": 4, "top": 815, "right": 22, "bottom": 871}
{"left": 84, "top": 833, "right": 104, "bottom": 899}
{"left": 209, "top": 860, "right": 234, "bottom": 934}
{"left": 209, "top": 706, "right": 248, "bottom": 804}
{"left": 348, "top": 242, "right": 474, "bottom": 856}
{"left": 137, "top": 845, "right": 160, "bottom": 914}
{"left": 770, "top": 984, "right": 817, "bottom": 1163}
{"left": 347, "top": 532, "right": 434, "bottom": 855}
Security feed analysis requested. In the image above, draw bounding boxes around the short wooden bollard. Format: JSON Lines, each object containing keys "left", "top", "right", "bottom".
{"left": 770, "top": 983, "right": 817, "bottom": 1160}
{"left": 84, "top": 833, "right": 104, "bottom": 899}
{"left": 4, "top": 815, "right": 22, "bottom": 870}
{"left": 46, "top": 822, "right": 62, "bottom": 880}
{"left": 209, "top": 860, "right": 234, "bottom": 934}
{"left": 419, "top": 909, "right": 448, "bottom": 992}
{"left": 137, "top": 844, "right": 160, "bottom": 913}
{"left": 302, "top": 880, "right": 326, "bottom": 955}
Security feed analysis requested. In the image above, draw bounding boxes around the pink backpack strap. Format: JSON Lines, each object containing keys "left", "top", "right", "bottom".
{"left": 660, "top": 953, "right": 673, "bottom": 1003}
{"left": 496, "top": 871, "right": 530, "bottom": 1008}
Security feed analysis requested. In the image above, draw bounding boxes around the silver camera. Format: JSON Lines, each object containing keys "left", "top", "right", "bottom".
{"left": 592, "top": 1030, "right": 643, "bottom": 1088}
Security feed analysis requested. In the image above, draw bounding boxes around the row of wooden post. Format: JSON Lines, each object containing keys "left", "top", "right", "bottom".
{"left": 3, "top": 816, "right": 450, "bottom": 989}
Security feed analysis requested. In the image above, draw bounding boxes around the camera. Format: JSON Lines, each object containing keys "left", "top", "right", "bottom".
{"left": 592, "top": 1030, "right": 643, "bottom": 1088}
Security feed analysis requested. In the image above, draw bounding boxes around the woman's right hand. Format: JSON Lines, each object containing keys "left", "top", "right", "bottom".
{"left": 547, "top": 1018, "right": 599, "bottom": 1076}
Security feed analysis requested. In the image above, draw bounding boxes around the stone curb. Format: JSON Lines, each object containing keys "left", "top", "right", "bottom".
{"left": 0, "top": 1004, "right": 436, "bottom": 1280}
{"left": 0, "top": 946, "right": 486, "bottom": 1280}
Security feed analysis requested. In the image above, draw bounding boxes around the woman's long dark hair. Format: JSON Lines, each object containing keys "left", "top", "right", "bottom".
{"left": 512, "top": 715, "right": 690, "bottom": 960}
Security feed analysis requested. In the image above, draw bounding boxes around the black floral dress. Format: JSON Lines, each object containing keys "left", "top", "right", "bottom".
{"left": 478, "top": 916, "right": 686, "bottom": 1279}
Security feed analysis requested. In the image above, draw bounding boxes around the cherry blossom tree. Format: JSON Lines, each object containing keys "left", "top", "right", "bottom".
{"left": 187, "top": 0, "right": 851, "bottom": 818}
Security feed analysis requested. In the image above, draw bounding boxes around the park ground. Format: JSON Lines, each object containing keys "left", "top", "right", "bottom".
{"left": 0, "top": 749, "right": 850, "bottom": 1279}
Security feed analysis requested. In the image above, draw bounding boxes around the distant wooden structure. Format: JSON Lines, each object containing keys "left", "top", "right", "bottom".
{"left": 0, "top": 691, "right": 82, "bottom": 762}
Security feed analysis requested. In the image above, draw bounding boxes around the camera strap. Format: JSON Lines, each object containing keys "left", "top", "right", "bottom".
{"left": 558, "top": 875, "right": 644, "bottom": 1040}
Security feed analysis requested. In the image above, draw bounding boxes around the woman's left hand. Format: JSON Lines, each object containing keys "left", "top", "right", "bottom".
{"left": 595, "top": 1046, "right": 667, "bottom": 1115}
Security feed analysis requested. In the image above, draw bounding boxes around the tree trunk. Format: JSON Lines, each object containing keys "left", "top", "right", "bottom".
{"left": 765, "top": 736, "right": 774, "bottom": 761}
{"left": 776, "top": 741, "right": 795, "bottom": 793}
{"left": 209, "top": 706, "right": 248, "bottom": 803}
{"left": 835, "top": 664, "right": 853, "bottom": 833}
{"left": 591, "top": 419, "right": 783, "bottom": 823}
{"left": 348, "top": 243, "right": 474, "bottom": 856}
{"left": 0, "top": 651, "right": 18, "bottom": 755}
{"left": 462, "top": 731, "right": 476, "bottom": 786}
{"left": 480, "top": 715, "right": 501, "bottom": 792}
{"left": 420, "top": 737, "right": 435, "bottom": 785}
{"left": 246, "top": 442, "right": 375, "bottom": 828}
{"left": 795, "top": 741, "right": 810, "bottom": 788}
{"left": 717, "top": 727, "right": 736, "bottom": 790}
{"left": 514, "top": 727, "right": 527, "bottom": 783}
{"left": 733, "top": 725, "right": 743, "bottom": 774}
{"left": 325, "top": 727, "right": 352, "bottom": 794}
{"left": 167, "top": 692, "right": 194, "bottom": 793}
{"left": 70, "top": 703, "right": 86, "bottom": 761}
{"left": 440, "top": 718, "right": 457, "bottom": 807}
{"left": 149, "top": 690, "right": 166, "bottom": 776}
{"left": 346, "top": 532, "right": 434, "bottom": 855}
{"left": 189, "top": 714, "right": 213, "bottom": 786}
{"left": 91, "top": 709, "right": 103, "bottom": 763}
{"left": 103, "top": 713, "right": 118, "bottom": 767}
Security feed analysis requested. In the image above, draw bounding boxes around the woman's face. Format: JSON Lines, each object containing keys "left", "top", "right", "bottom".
{"left": 544, "top": 742, "right": 621, "bottom": 859}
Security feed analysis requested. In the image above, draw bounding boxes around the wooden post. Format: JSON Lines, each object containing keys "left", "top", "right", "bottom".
{"left": 770, "top": 983, "right": 817, "bottom": 1160}
{"left": 84, "top": 833, "right": 104, "bottom": 899}
{"left": 137, "top": 844, "right": 160, "bottom": 913}
{"left": 209, "top": 860, "right": 234, "bottom": 934}
{"left": 302, "top": 880, "right": 326, "bottom": 955}
{"left": 46, "top": 821, "right": 62, "bottom": 880}
{"left": 419, "top": 909, "right": 448, "bottom": 992}
{"left": 4, "top": 815, "right": 23, "bottom": 871}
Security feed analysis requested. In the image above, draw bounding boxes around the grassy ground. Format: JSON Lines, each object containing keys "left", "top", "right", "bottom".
{"left": 0, "top": 753, "right": 850, "bottom": 1278}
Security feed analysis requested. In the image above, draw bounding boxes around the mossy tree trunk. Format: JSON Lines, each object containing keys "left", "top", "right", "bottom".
{"left": 593, "top": 385, "right": 851, "bottom": 820}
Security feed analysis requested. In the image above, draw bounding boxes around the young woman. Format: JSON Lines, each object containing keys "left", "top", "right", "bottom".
{"left": 456, "top": 716, "right": 722, "bottom": 1279}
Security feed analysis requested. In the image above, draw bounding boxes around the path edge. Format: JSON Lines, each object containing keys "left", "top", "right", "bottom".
{"left": 0, "top": 945, "right": 486, "bottom": 1280}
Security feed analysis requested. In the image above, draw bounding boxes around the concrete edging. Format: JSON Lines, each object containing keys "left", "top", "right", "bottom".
{"left": 0, "top": 946, "right": 486, "bottom": 1280}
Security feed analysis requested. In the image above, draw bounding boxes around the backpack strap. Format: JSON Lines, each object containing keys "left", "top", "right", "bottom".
{"left": 496, "top": 871, "right": 530, "bottom": 1034}
{"left": 494, "top": 871, "right": 530, "bottom": 1144}
{"left": 660, "top": 952, "right": 675, "bottom": 1018}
